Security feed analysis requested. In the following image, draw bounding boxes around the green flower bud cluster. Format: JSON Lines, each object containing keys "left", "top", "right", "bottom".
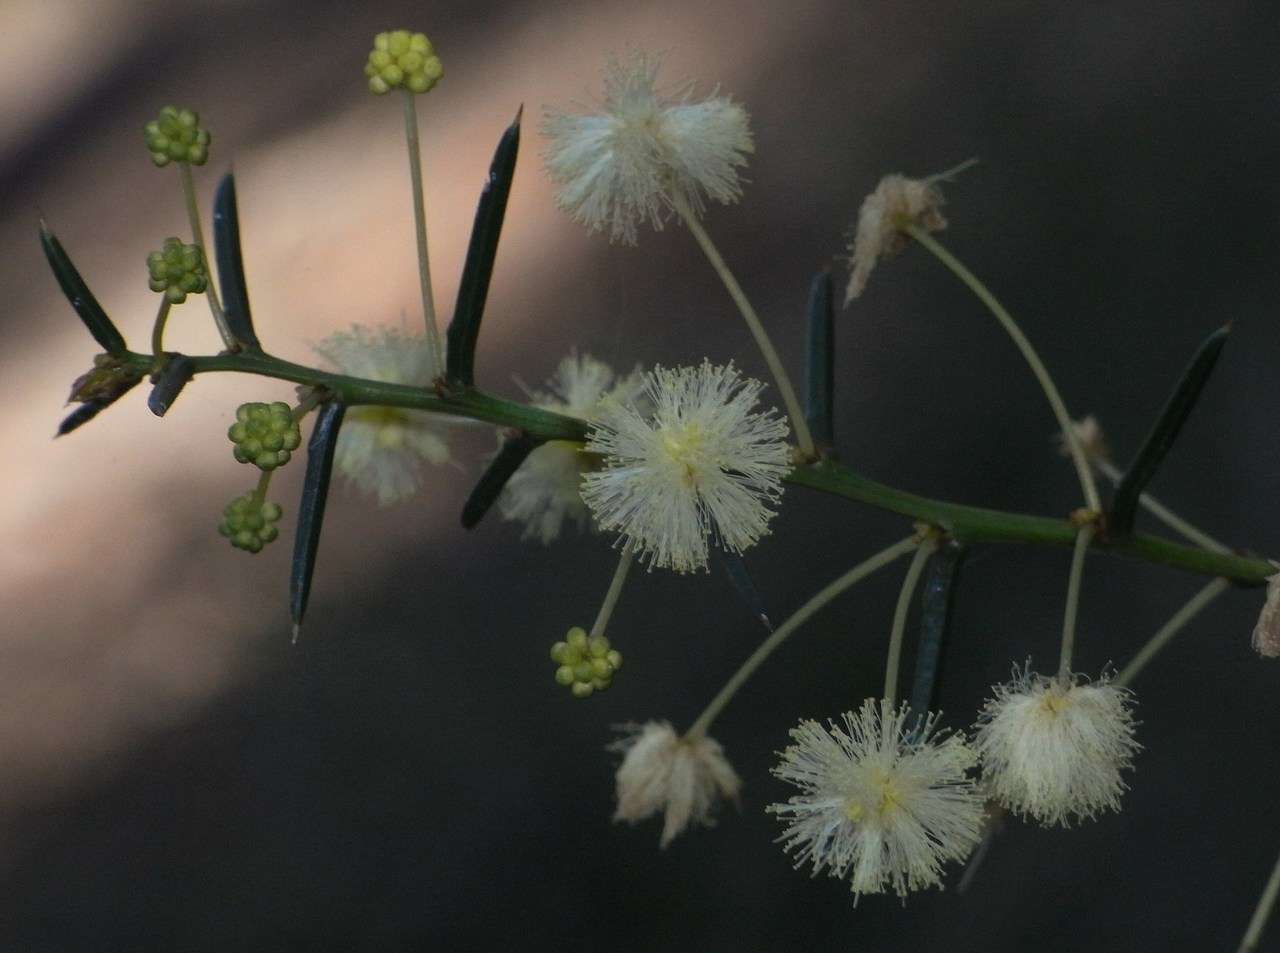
{"left": 218, "top": 493, "right": 282, "bottom": 553}
{"left": 228, "top": 402, "right": 301, "bottom": 471}
{"left": 147, "top": 237, "right": 208, "bottom": 303}
{"left": 365, "top": 30, "right": 442, "bottom": 95}
{"left": 144, "top": 106, "right": 211, "bottom": 167}
{"left": 551, "top": 627, "right": 623, "bottom": 698}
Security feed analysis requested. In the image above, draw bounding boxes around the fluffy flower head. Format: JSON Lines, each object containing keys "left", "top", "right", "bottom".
{"left": 974, "top": 665, "right": 1140, "bottom": 826}
{"left": 313, "top": 325, "right": 454, "bottom": 507}
{"left": 500, "top": 353, "right": 644, "bottom": 543}
{"left": 581, "top": 360, "right": 790, "bottom": 572}
{"left": 844, "top": 173, "right": 947, "bottom": 303}
{"left": 768, "top": 699, "right": 984, "bottom": 901}
{"left": 611, "top": 720, "right": 741, "bottom": 848}
{"left": 1252, "top": 567, "right": 1280, "bottom": 658}
{"left": 542, "top": 50, "right": 754, "bottom": 243}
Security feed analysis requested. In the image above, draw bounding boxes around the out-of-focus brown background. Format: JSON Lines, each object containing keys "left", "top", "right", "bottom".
{"left": 4, "top": 1, "right": 1280, "bottom": 949}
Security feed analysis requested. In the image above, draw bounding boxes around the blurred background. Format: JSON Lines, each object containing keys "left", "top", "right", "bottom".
{"left": 3, "top": 0, "right": 1280, "bottom": 949}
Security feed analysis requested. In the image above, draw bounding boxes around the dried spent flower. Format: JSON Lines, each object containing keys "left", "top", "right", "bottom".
{"left": 499, "top": 352, "right": 644, "bottom": 543}
{"left": 768, "top": 699, "right": 984, "bottom": 902}
{"left": 541, "top": 50, "right": 754, "bottom": 243}
{"left": 1056, "top": 415, "right": 1111, "bottom": 464}
{"left": 1252, "top": 567, "right": 1280, "bottom": 658}
{"left": 364, "top": 30, "right": 443, "bottom": 95}
{"left": 974, "top": 664, "right": 1140, "bottom": 826}
{"left": 611, "top": 721, "right": 741, "bottom": 847}
{"left": 844, "top": 174, "right": 947, "bottom": 303}
{"left": 581, "top": 360, "right": 790, "bottom": 573}
{"left": 312, "top": 325, "right": 455, "bottom": 507}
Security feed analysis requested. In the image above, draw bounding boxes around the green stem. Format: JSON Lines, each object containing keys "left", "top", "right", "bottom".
{"left": 686, "top": 537, "right": 918, "bottom": 739}
{"left": 111, "top": 347, "right": 1276, "bottom": 586}
{"left": 178, "top": 162, "right": 235, "bottom": 350}
{"left": 1058, "top": 525, "right": 1094, "bottom": 676}
{"left": 251, "top": 467, "right": 272, "bottom": 506}
{"left": 907, "top": 225, "right": 1101, "bottom": 513}
{"left": 1239, "top": 845, "right": 1280, "bottom": 953}
{"left": 671, "top": 193, "right": 816, "bottom": 459}
{"left": 883, "top": 540, "right": 934, "bottom": 706}
{"left": 1116, "top": 577, "right": 1230, "bottom": 687}
{"left": 400, "top": 88, "right": 444, "bottom": 379}
{"left": 150, "top": 298, "right": 173, "bottom": 364}
{"left": 1096, "top": 458, "right": 1229, "bottom": 554}
{"left": 590, "top": 544, "right": 634, "bottom": 638}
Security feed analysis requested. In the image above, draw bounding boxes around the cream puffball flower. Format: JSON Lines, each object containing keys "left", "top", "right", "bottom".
{"left": 312, "top": 325, "right": 455, "bottom": 507}
{"left": 580, "top": 360, "right": 790, "bottom": 573}
{"left": 768, "top": 699, "right": 984, "bottom": 901}
{"left": 1251, "top": 568, "right": 1280, "bottom": 658}
{"left": 541, "top": 49, "right": 754, "bottom": 244}
{"left": 611, "top": 721, "right": 742, "bottom": 848}
{"left": 844, "top": 174, "right": 947, "bottom": 303}
{"left": 974, "top": 665, "right": 1140, "bottom": 827}
{"left": 499, "top": 352, "right": 644, "bottom": 543}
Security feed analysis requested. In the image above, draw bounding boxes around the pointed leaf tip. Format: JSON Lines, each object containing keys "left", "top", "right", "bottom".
{"left": 461, "top": 432, "right": 539, "bottom": 529}
{"left": 40, "top": 225, "right": 128, "bottom": 355}
{"left": 446, "top": 117, "right": 520, "bottom": 387}
{"left": 213, "top": 172, "right": 262, "bottom": 351}
{"left": 804, "top": 270, "right": 835, "bottom": 449}
{"left": 1110, "top": 325, "right": 1230, "bottom": 537}
{"left": 290, "top": 402, "right": 346, "bottom": 630}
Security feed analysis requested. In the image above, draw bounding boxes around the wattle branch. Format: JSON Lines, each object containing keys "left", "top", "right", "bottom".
{"left": 111, "top": 346, "right": 1274, "bottom": 587}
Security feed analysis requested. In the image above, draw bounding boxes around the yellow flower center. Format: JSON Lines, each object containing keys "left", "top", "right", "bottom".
{"left": 1039, "top": 689, "right": 1073, "bottom": 716}
{"left": 661, "top": 422, "right": 706, "bottom": 486}
{"left": 351, "top": 405, "right": 412, "bottom": 448}
{"left": 843, "top": 768, "right": 903, "bottom": 823}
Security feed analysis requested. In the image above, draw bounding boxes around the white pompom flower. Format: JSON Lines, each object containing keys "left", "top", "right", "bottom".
{"left": 844, "top": 173, "right": 947, "bottom": 303}
{"left": 542, "top": 49, "right": 754, "bottom": 244}
{"left": 312, "top": 325, "right": 459, "bottom": 507}
{"left": 768, "top": 699, "right": 984, "bottom": 902}
{"left": 581, "top": 360, "right": 790, "bottom": 573}
{"left": 499, "top": 352, "right": 644, "bottom": 544}
{"left": 974, "top": 664, "right": 1140, "bottom": 827}
{"left": 610, "top": 720, "right": 742, "bottom": 848}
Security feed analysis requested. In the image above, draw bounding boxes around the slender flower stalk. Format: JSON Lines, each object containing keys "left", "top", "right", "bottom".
{"left": 177, "top": 163, "right": 234, "bottom": 350}
{"left": 686, "top": 536, "right": 918, "bottom": 739}
{"left": 150, "top": 299, "right": 172, "bottom": 363}
{"left": 591, "top": 543, "right": 634, "bottom": 638}
{"left": 906, "top": 224, "right": 1100, "bottom": 512}
{"left": 671, "top": 192, "right": 815, "bottom": 458}
{"left": 1116, "top": 576, "right": 1230, "bottom": 686}
{"left": 883, "top": 540, "right": 935, "bottom": 706}
{"left": 1058, "top": 524, "right": 1095, "bottom": 677}
{"left": 400, "top": 88, "right": 444, "bottom": 378}
{"left": 1239, "top": 846, "right": 1280, "bottom": 953}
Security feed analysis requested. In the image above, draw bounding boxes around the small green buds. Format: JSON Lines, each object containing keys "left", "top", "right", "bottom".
{"left": 550, "top": 626, "right": 623, "bottom": 698}
{"left": 365, "top": 30, "right": 442, "bottom": 94}
{"left": 228, "top": 401, "right": 301, "bottom": 471}
{"left": 218, "top": 493, "right": 283, "bottom": 554}
{"left": 144, "top": 106, "right": 211, "bottom": 166}
{"left": 147, "top": 238, "right": 207, "bottom": 303}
